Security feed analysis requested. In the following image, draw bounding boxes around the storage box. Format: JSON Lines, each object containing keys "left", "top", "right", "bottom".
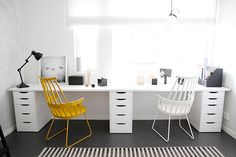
{"left": 68, "top": 75, "right": 84, "bottom": 85}
{"left": 198, "top": 68, "right": 223, "bottom": 87}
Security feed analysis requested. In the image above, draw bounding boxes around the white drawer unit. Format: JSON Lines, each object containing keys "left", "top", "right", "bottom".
{"left": 13, "top": 91, "right": 51, "bottom": 132}
{"left": 189, "top": 91, "right": 225, "bottom": 132}
{"left": 109, "top": 91, "right": 133, "bottom": 133}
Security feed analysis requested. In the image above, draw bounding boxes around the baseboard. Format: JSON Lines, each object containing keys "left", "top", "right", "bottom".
{"left": 222, "top": 125, "right": 236, "bottom": 139}
{"left": 3, "top": 125, "right": 16, "bottom": 137}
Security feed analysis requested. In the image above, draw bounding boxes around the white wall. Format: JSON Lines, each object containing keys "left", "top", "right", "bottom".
{"left": 22, "top": 0, "right": 75, "bottom": 83}
{"left": 213, "top": 0, "right": 236, "bottom": 139}
{"left": 0, "top": 0, "right": 24, "bottom": 135}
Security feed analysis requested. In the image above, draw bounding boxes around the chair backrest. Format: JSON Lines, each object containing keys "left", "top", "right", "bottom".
{"left": 158, "top": 76, "right": 197, "bottom": 115}
{"left": 40, "top": 77, "right": 85, "bottom": 118}
{"left": 168, "top": 76, "right": 197, "bottom": 102}
{"left": 40, "top": 77, "right": 69, "bottom": 106}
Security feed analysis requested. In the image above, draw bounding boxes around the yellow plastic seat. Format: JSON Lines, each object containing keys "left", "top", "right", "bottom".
{"left": 40, "top": 77, "right": 92, "bottom": 147}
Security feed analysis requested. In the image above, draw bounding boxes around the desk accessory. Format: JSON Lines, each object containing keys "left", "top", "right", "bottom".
{"left": 152, "top": 78, "right": 158, "bottom": 85}
{"left": 198, "top": 67, "right": 223, "bottom": 87}
{"left": 97, "top": 77, "right": 107, "bottom": 86}
{"left": 68, "top": 75, "right": 84, "bottom": 85}
{"left": 17, "top": 50, "right": 43, "bottom": 88}
{"left": 160, "top": 68, "right": 172, "bottom": 84}
{"left": 85, "top": 69, "right": 92, "bottom": 87}
{"left": 137, "top": 75, "right": 145, "bottom": 85}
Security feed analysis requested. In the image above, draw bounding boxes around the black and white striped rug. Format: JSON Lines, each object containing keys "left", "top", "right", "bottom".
{"left": 38, "top": 146, "right": 224, "bottom": 157}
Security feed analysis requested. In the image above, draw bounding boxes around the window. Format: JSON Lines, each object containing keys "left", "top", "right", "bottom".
{"left": 68, "top": 0, "right": 218, "bottom": 80}
{"left": 73, "top": 26, "right": 99, "bottom": 71}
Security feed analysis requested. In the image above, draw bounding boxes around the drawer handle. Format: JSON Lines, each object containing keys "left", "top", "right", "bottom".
{"left": 20, "top": 98, "right": 29, "bottom": 100}
{"left": 209, "top": 91, "right": 218, "bottom": 94}
{"left": 21, "top": 104, "right": 29, "bottom": 106}
{"left": 208, "top": 98, "right": 217, "bottom": 100}
{"left": 208, "top": 104, "right": 216, "bottom": 106}
{"left": 117, "top": 114, "right": 125, "bottom": 116}
{"left": 22, "top": 113, "right": 30, "bottom": 115}
{"left": 207, "top": 113, "right": 216, "bottom": 115}
{"left": 116, "top": 92, "right": 126, "bottom": 94}
{"left": 206, "top": 122, "right": 215, "bottom": 124}
{"left": 19, "top": 92, "right": 28, "bottom": 94}
{"left": 116, "top": 98, "right": 126, "bottom": 101}
{"left": 117, "top": 123, "right": 126, "bottom": 125}
{"left": 116, "top": 105, "right": 126, "bottom": 107}
{"left": 23, "top": 122, "right": 31, "bottom": 124}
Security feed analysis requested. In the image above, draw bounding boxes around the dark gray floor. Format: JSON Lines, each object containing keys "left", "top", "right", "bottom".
{"left": 5, "top": 120, "right": 236, "bottom": 157}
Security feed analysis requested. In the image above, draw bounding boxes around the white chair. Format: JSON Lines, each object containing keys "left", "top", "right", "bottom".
{"left": 152, "top": 76, "right": 197, "bottom": 142}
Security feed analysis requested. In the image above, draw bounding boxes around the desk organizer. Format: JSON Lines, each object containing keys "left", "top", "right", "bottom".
{"left": 198, "top": 68, "right": 223, "bottom": 87}
{"left": 98, "top": 78, "right": 107, "bottom": 86}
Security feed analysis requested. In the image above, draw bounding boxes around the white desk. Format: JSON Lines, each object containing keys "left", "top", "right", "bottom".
{"left": 9, "top": 84, "right": 230, "bottom": 133}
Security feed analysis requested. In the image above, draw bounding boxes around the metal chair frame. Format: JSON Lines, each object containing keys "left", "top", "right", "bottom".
{"left": 152, "top": 76, "right": 197, "bottom": 142}
{"left": 0, "top": 125, "right": 11, "bottom": 157}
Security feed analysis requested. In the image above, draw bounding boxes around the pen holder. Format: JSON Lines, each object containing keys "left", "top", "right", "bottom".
{"left": 152, "top": 78, "right": 158, "bottom": 85}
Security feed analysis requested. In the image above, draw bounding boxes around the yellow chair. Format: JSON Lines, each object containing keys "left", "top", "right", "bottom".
{"left": 40, "top": 77, "right": 92, "bottom": 148}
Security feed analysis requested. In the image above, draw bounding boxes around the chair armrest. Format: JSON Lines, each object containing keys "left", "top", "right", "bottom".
{"left": 156, "top": 94, "right": 175, "bottom": 106}
{"left": 68, "top": 98, "right": 84, "bottom": 107}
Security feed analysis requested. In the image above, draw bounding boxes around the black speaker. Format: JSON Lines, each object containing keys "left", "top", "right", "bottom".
{"left": 68, "top": 75, "right": 84, "bottom": 85}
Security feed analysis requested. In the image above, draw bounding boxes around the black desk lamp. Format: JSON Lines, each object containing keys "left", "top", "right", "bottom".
{"left": 17, "top": 51, "right": 43, "bottom": 88}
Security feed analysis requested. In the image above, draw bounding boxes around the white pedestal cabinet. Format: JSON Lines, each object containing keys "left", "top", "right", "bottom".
{"left": 189, "top": 91, "right": 225, "bottom": 132}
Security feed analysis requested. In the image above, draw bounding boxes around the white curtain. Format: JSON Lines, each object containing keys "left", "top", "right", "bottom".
{"left": 69, "top": 0, "right": 218, "bottom": 80}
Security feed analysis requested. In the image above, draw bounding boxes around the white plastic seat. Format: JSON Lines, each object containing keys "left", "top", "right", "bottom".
{"left": 152, "top": 76, "right": 197, "bottom": 142}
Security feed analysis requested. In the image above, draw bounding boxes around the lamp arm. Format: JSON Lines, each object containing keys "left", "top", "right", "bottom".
{"left": 18, "top": 69, "right": 24, "bottom": 83}
{"left": 17, "top": 53, "right": 33, "bottom": 71}
{"left": 17, "top": 53, "right": 33, "bottom": 84}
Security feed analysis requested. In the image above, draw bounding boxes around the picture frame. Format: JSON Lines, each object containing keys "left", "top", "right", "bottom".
{"left": 40, "top": 56, "right": 67, "bottom": 83}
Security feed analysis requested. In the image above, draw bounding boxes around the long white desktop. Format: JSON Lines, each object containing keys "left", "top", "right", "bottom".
{"left": 9, "top": 83, "right": 230, "bottom": 133}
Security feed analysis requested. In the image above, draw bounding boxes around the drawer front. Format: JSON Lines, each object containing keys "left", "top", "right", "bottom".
{"left": 199, "top": 122, "right": 222, "bottom": 132}
{"left": 110, "top": 123, "right": 132, "bottom": 133}
{"left": 15, "top": 111, "right": 36, "bottom": 122}
{"left": 13, "top": 97, "right": 35, "bottom": 105}
{"left": 13, "top": 91, "right": 35, "bottom": 99}
{"left": 16, "top": 121, "right": 38, "bottom": 132}
{"left": 202, "top": 91, "right": 224, "bottom": 100}
{"left": 110, "top": 114, "right": 132, "bottom": 124}
{"left": 110, "top": 102, "right": 132, "bottom": 114}
{"left": 15, "top": 104, "right": 36, "bottom": 113}
{"left": 201, "top": 112, "right": 223, "bottom": 123}
{"left": 110, "top": 91, "right": 133, "bottom": 99}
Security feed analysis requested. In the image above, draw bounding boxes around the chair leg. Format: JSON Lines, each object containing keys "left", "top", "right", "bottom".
{"left": 0, "top": 126, "right": 11, "bottom": 157}
{"left": 65, "top": 113, "right": 93, "bottom": 148}
{"left": 46, "top": 118, "right": 67, "bottom": 141}
{"left": 179, "top": 115, "right": 194, "bottom": 139}
{"left": 152, "top": 115, "right": 171, "bottom": 142}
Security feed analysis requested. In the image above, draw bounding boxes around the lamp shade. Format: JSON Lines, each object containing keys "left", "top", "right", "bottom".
{"left": 32, "top": 51, "right": 43, "bottom": 61}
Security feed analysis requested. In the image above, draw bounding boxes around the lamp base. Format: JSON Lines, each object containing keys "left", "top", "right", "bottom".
{"left": 17, "top": 82, "right": 29, "bottom": 88}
